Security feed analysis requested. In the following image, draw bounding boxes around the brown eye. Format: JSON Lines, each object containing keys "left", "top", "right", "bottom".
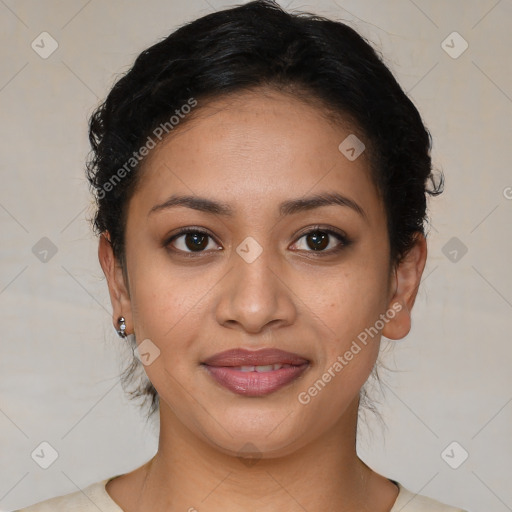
{"left": 305, "top": 231, "right": 329, "bottom": 251}
{"left": 184, "top": 232, "right": 209, "bottom": 251}
{"left": 292, "top": 228, "right": 349, "bottom": 254}
{"left": 167, "top": 229, "right": 219, "bottom": 253}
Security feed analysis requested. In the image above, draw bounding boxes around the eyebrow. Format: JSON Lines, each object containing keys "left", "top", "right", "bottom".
{"left": 148, "top": 192, "right": 367, "bottom": 220}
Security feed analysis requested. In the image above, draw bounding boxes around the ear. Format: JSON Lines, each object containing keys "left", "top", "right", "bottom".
{"left": 98, "top": 231, "right": 133, "bottom": 335}
{"left": 382, "top": 232, "right": 427, "bottom": 340}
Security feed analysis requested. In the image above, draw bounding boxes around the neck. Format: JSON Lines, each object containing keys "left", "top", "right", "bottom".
{"left": 127, "top": 397, "right": 397, "bottom": 512}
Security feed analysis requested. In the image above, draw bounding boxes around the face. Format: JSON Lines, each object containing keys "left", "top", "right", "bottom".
{"left": 100, "top": 88, "right": 425, "bottom": 458}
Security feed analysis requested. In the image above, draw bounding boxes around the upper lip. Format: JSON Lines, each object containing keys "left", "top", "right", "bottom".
{"left": 202, "top": 348, "right": 309, "bottom": 367}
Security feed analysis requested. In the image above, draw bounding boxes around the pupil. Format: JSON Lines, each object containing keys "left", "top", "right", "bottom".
{"left": 307, "top": 231, "right": 328, "bottom": 251}
{"left": 186, "top": 233, "right": 208, "bottom": 251}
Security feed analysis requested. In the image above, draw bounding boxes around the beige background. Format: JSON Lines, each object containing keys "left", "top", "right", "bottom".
{"left": 1, "top": 1, "right": 511, "bottom": 510}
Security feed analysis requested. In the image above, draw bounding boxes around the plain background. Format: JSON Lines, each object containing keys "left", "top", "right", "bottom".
{"left": 1, "top": 0, "right": 511, "bottom": 510}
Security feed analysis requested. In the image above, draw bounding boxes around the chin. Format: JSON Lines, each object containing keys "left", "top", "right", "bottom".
{"left": 193, "top": 404, "right": 316, "bottom": 460}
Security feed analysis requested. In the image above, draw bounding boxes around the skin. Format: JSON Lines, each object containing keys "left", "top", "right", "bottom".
{"left": 99, "top": 88, "right": 427, "bottom": 512}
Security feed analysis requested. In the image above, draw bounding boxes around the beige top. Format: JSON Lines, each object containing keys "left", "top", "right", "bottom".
{"left": 15, "top": 476, "right": 468, "bottom": 511}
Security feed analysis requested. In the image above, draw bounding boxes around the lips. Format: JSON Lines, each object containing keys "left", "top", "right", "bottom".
{"left": 202, "top": 348, "right": 310, "bottom": 396}
{"left": 202, "top": 348, "right": 309, "bottom": 367}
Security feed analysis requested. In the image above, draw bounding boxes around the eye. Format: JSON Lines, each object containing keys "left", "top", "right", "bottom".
{"left": 291, "top": 227, "right": 350, "bottom": 254}
{"left": 166, "top": 228, "right": 221, "bottom": 255}
{"left": 165, "top": 225, "right": 350, "bottom": 257}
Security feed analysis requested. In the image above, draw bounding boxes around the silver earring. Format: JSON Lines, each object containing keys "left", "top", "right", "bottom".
{"left": 116, "top": 316, "right": 127, "bottom": 339}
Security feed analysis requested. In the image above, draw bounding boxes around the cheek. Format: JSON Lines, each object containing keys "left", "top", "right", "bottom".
{"left": 294, "top": 271, "right": 386, "bottom": 415}
{"left": 126, "top": 249, "right": 205, "bottom": 346}
{"left": 294, "top": 259, "right": 389, "bottom": 392}
{"left": 125, "top": 259, "right": 209, "bottom": 402}
{"left": 295, "top": 257, "right": 389, "bottom": 335}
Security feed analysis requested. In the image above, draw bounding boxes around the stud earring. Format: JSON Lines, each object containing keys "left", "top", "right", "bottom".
{"left": 116, "top": 316, "right": 127, "bottom": 339}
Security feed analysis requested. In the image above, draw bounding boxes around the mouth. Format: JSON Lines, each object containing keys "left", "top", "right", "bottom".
{"left": 201, "top": 348, "right": 310, "bottom": 397}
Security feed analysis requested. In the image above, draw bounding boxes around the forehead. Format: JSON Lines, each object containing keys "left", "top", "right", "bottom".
{"left": 128, "top": 89, "right": 383, "bottom": 223}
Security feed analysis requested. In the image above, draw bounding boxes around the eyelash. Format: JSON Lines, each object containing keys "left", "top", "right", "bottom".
{"left": 164, "top": 225, "right": 351, "bottom": 258}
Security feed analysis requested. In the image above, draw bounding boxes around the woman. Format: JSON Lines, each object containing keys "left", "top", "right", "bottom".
{"left": 18, "top": 1, "right": 467, "bottom": 510}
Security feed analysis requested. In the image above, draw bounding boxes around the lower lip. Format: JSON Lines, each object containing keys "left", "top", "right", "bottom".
{"left": 203, "top": 364, "right": 309, "bottom": 396}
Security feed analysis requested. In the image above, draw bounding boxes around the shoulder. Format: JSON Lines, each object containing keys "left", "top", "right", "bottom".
{"left": 392, "top": 481, "right": 468, "bottom": 512}
{"left": 14, "top": 477, "right": 123, "bottom": 512}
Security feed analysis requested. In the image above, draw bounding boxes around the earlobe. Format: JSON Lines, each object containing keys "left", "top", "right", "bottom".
{"left": 382, "top": 299, "right": 411, "bottom": 340}
{"left": 98, "top": 231, "right": 133, "bottom": 335}
{"left": 382, "top": 233, "right": 427, "bottom": 341}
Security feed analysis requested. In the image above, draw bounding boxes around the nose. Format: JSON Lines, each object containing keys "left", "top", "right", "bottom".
{"left": 214, "top": 242, "right": 297, "bottom": 335}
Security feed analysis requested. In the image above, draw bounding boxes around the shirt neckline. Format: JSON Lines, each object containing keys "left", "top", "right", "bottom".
{"left": 97, "top": 476, "right": 406, "bottom": 511}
